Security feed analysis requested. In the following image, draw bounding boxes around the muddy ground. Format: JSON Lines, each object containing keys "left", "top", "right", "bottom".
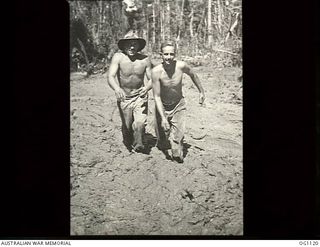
{"left": 70, "top": 66, "right": 243, "bottom": 235}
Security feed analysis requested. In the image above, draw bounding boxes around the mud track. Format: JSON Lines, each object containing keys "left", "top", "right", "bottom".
{"left": 70, "top": 67, "right": 243, "bottom": 235}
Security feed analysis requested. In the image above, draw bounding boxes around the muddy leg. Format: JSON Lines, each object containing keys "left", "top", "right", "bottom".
{"left": 169, "top": 109, "right": 186, "bottom": 162}
{"left": 132, "top": 121, "right": 145, "bottom": 151}
{"left": 155, "top": 109, "right": 170, "bottom": 151}
{"left": 117, "top": 101, "right": 134, "bottom": 150}
{"left": 132, "top": 97, "right": 148, "bottom": 152}
{"left": 170, "top": 139, "right": 183, "bottom": 162}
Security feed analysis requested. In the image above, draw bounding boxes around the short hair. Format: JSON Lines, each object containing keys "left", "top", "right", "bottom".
{"left": 160, "top": 41, "right": 176, "bottom": 52}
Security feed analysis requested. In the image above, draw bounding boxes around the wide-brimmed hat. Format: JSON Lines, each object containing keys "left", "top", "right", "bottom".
{"left": 117, "top": 30, "right": 146, "bottom": 52}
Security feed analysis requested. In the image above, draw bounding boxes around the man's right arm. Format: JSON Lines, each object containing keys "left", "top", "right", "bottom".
{"left": 152, "top": 68, "right": 170, "bottom": 131}
{"left": 107, "top": 53, "right": 126, "bottom": 101}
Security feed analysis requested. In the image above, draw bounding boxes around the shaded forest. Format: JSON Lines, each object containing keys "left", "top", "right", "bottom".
{"left": 69, "top": 0, "right": 242, "bottom": 74}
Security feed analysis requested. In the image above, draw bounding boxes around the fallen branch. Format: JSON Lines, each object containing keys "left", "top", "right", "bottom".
{"left": 212, "top": 48, "right": 238, "bottom": 56}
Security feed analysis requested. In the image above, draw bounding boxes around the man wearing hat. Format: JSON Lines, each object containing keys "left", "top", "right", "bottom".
{"left": 108, "top": 31, "right": 152, "bottom": 152}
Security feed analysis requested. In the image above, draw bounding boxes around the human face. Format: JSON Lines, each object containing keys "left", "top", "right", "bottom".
{"left": 124, "top": 40, "right": 139, "bottom": 57}
{"left": 161, "top": 46, "right": 175, "bottom": 65}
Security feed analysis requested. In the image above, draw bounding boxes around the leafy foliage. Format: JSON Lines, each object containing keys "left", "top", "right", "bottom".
{"left": 69, "top": 0, "right": 242, "bottom": 74}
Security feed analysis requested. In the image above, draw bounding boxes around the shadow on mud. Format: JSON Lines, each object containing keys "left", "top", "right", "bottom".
{"left": 122, "top": 133, "right": 157, "bottom": 155}
{"left": 183, "top": 142, "right": 191, "bottom": 158}
{"left": 142, "top": 133, "right": 157, "bottom": 154}
{"left": 126, "top": 133, "right": 192, "bottom": 161}
{"left": 158, "top": 141, "right": 191, "bottom": 163}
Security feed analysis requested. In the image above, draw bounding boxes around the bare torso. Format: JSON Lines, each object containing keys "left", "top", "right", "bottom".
{"left": 156, "top": 61, "right": 184, "bottom": 106}
{"left": 117, "top": 52, "right": 148, "bottom": 95}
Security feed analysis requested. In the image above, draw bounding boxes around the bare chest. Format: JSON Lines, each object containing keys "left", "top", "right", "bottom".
{"left": 119, "top": 59, "right": 147, "bottom": 76}
{"left": 160, "top": 69, "right": 183, "bottom": 87}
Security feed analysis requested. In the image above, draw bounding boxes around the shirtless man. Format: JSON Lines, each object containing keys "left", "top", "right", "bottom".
{"left": 108, "top": 31, "right": 152, "bottom": 152}
{"left": 152, "top": 41, "right": 205, "bottom": 163}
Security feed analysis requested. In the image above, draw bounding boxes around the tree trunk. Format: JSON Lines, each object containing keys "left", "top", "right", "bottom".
{"left": 225, "top": 12, "right": 240, "bottom": 42}
{"left": 180, "top": 0, "right": 185, "bottom": 30}
{"left": 190, "top": 8, "right": 197, "bottom": 56}
{"left": 154, "top": 0, "right": 161, "bottom": 50}
{"left": 142, "top": 1, "right": 148, "bottom": 51}
{"left": 160, "top": 2, "right": 164, "bottom": 41}
{"left": 165, "top": 1, "right": 171, "bottom": 40}
{"left": 91, "top": 5, "right": 99, "bottom": 48}
{"left": 217, "top": 0, "right": 222, "bottom": 38}
{"left": 189, "top": 8, "right": 194, "bottom": 38}
{"left": 208, "top": 0, "right": 213, "bottom": 47}
{"left": 98, "top": 1, "right": 103, "bottom": 43}
{"left": 152, "top": 1, "right": 156, "bottom": 44}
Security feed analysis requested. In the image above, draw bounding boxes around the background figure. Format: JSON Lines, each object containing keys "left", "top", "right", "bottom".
{"left": 107, "top": 30, "right": 152, "bottom": 152}
{"left": 122, "top": 0, "right": 144, "bottom": 35}
{"left": 152, "top": 41, "right": 205, "bottom": 163}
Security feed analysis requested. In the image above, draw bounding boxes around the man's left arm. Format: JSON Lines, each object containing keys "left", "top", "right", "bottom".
{"left": 182, "top": 62, "right": 205, "bottom": 105}
{"left": 139, "top": 58, "right": 153, "bottom": 97}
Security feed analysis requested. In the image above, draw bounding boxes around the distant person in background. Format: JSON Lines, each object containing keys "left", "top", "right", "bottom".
{"left": 152, "top": 41, "right": 205, "bottom": 163}
{"left": 107, "top": 30, "right": 152, "bottom": 153}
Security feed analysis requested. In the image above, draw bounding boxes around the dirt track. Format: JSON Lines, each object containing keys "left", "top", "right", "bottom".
{"left": 70, "top": 66, "right": 243, "bottom": 235}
